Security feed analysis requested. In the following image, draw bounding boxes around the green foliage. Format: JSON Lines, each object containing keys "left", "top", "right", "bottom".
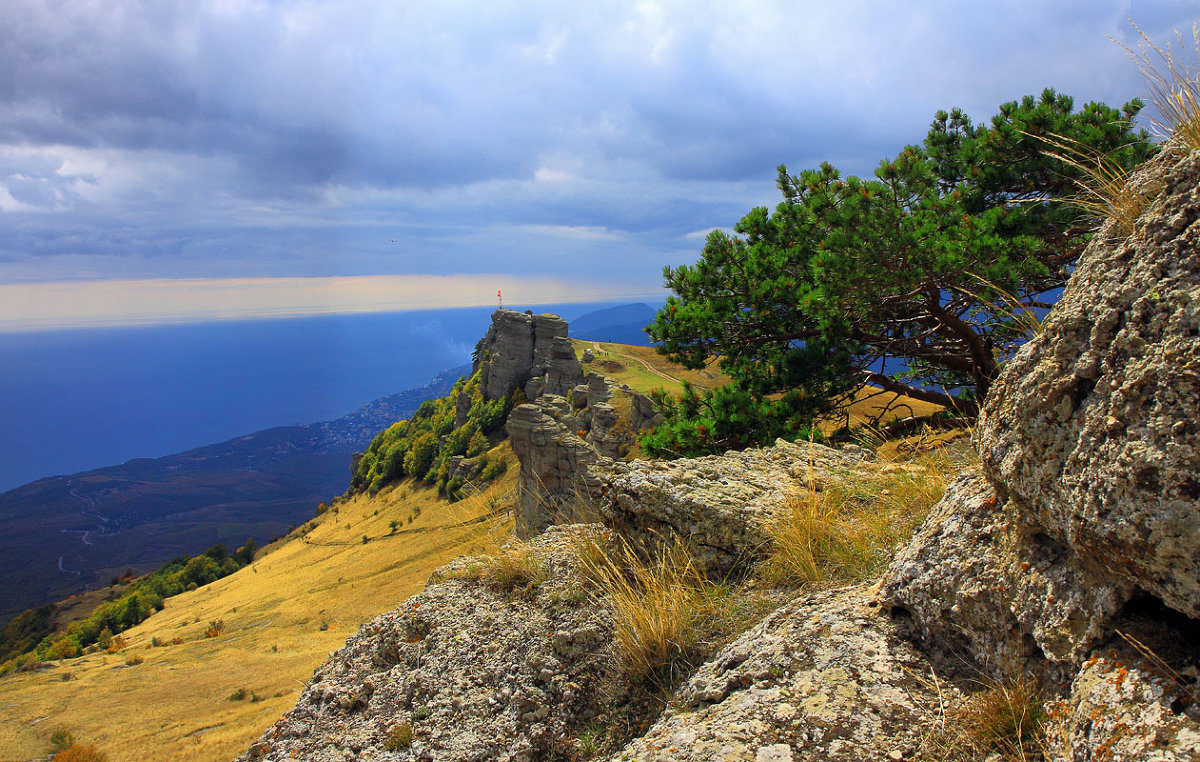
{"left": 350, "top": 370, "right": 518, "bottom": 495}
{"left": 641, "top": 382, "right": 824, "bottom": 458}
{"left": 0, "top": 603, "right": 56, "bottom": 664}
{"left": 647, "top": 90, "right": 1153, "bottom": 455}
{"left": 0, "top": 538, "right": 256, "bottom": 675}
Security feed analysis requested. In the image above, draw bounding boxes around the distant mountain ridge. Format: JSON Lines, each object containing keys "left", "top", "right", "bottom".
{"left": 568, "top": 302, "right": 658, "bottom": 346}
{"left": 0, "top": 365, "right": 469, "bottom": 621}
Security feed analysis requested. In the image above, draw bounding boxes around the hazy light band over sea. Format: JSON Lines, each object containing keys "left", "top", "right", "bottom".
{"left": 0, "top": 274, "right": 661, "bottom": 333}
{"left": 0, "top": 299, "right": 649, "bottom": 491}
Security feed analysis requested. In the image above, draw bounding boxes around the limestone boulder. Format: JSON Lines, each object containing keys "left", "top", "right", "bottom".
{"left": 507, "top": 402, "right": 603, "bottom": 538}
{"left": 629, "top": 392, "right": 663, "bottom": 432}
{"left": 236, "top": 527, "right": 617, "bottom": 762}
{"left": 883, "top": 471, "right": 1133, "bottom": 674}
{"left": 976, "top": 148, "right": 1200, "bottom": 618}
{"left": 595, "top": 440, "right": 860, "bottom": 576}
{"left": 611, "top": 586, "right": 942, "bottom": 762}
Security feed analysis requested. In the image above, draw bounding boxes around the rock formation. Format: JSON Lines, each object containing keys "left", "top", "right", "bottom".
{"left": 613, "top": 587, "right": 942, "bottom": 762}
{"left": 506, "top": 399, "right": 603, "bottom": 538}
{"left": 237, "top": 527, "right": 617, "bottom": 762}
{"left": 544, "top": 336, "right": 585, "bottom": 397}
{"left": 594, "top": 439, "right": 865, "bottom": 576}
{"left": 977, "top": 148, "right": 1200, "bottom": 620}
{"left": 475, "top": 310, "right": 569, "bottom": 401}
{"left": 241, "top": 150, "right": 1200, "bottom": 761}
{"left": 885, "top": 147, "right": 1200, "bottom": 681}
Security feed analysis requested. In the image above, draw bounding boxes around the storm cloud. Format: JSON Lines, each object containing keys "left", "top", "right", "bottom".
{"left": 0, "top": 0, "right": 1195, "bottom": 311}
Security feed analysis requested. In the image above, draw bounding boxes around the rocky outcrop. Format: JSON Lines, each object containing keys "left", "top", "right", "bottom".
{"left": 544, "top": 337, "right": 585, "bottom": 397}
{"left": 595, "top": 439, "right": 865, "bottom": 576}
{"left": 241, "top": 153, "right": 1200, "bottom": 762}
{"left": 238, "top": 527, "right": 617, "bottom": 762}
{"left": 475, "top": 310, "right": 569, "bottom": 401}
{"left": 612, "top": 586, "right": 942, "bottom": 762}
{"left": 884, "top": 471, "right": 1133, "bottom": 674}
{"left": 975, "top": 148, "right": 1200, "bottom": 620}
{"left": 1044, "top": 652, "right": 1200, "bottom": 761}
{"left": 629, "top": 392, "right": 663, "bottom": 432}
{"left": 882, "top": 149, "right": 1200, "bottom": 684}
{"left": 506, "top": 401, "right": 603, "bottom": 538}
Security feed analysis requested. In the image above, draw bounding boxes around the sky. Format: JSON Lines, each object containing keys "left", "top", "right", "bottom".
{"left": 1, "top": 0, "right": 1197, "bottom": 329}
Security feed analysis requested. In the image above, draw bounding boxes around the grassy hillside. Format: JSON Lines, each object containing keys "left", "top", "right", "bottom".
{"left": 0, "top": 449, "right": 516, "bottom": 762}
{"left": 572, "top": 338, "right": 943, "bottom": 432}
{"left": 571, "top": 339, "right": 731, "bottom": 395}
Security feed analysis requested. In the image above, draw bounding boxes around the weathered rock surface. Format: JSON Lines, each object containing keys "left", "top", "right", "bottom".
{"left": 545, "top": 336, "right": 585, "bottom": 397}
{"left": 1044, "top": 653, "right": 1200, "bottom": 761}
{"left": 629, "top": 392, "right": 663, "bottom": 432}
{"left": 475, "top": 310, "right": 569, "bottom": 401}
{"left": 237, "top": 527, "right": 617, "bottom": 762}
{"left": 884, "top": 471, "right": 1133, "bottom": 673}
{"left": 885, "top": 149, "right": 1200, "bottom": 684}
{"left": 976, "top": 148, "right": 1200, "bottom": 619}
{"left": 611, "top": 586, "right": 941, "bottom": 762}
{"left": 507, "top": 401, "right": 604, "bottom": 538}
{"left": 595, "top": 439, "right": 862, "bottom": 576}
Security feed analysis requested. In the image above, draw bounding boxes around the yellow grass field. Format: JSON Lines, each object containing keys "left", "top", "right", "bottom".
{"left": 0, "top": 457, "right": 516, "bottom": 762}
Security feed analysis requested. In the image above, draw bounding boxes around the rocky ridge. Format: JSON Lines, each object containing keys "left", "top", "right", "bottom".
{"left": 240, "top": 149, "right": 1200, "bottom": 761}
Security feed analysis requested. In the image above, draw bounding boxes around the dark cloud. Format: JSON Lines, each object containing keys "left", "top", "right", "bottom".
{"left": 0, "top": 0, "right": 1187, "bottom": 289}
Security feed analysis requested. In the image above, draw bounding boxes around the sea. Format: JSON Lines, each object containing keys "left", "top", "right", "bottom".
{"left": 0, "top": 301, "right": 624, "bottom": 493}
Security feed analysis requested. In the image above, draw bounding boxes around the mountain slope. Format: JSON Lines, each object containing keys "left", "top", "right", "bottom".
{"left": 568, "top": 302, "right": 657, "bottom": 346}
{"left": 0, "top": 455, "right": 516, "bottom": 762}
{"left": 0, "top": 365, "right": 469, "bottom": 622}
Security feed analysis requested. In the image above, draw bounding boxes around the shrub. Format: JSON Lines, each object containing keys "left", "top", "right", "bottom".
{"left": 479, "top": 455, "right": 507, "bottom": 481}
{"left": 49, "top": 729, "right": 75, "bottom": 752}
{"left": 228, "top": 688, "right": 247, "bottom": 701}
{"left": 50, "top": 744, "right": 107, "bottom": 762}
{"left": 204, "top": 620, "right": 225, "bottom": 639}
{"left": 383, "top": 721, "right": 414, "bottom": 750}
{"left": 124, "top": 653, "right": 144, "bottom": 666}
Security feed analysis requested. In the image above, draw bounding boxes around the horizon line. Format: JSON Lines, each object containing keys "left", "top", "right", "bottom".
{"left": 0, "top": 274, "right": 665, "bottom": 334}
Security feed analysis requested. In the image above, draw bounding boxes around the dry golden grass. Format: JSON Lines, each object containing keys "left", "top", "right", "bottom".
{"left": 1032, "top": 132, "right": 1152, "bottom": 238}
{"left": 1119, "top": 23, "right": 1200, "bottom": 152}
{"left": 571, "top": 534, "right": 771, "bottom": 691}
{"left": 921, "top": 672, "right": 1047, "bottom": 762}
{"left": 761, "top": 440, "right": 969, "bottom": 588}
{"left": 0, "top": 451, "right": 516, "bottom": 762}
{"left": 571, "top": 338, "right": 944, "bottom": 440}
{"left": 570, "top": 339, "right": 731, "bottom": 395}
{"left": 574, "top": 537, "right": 711, "bottom": 688}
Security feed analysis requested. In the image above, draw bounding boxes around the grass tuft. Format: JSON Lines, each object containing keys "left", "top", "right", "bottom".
{"left": 576, "top": 538, "right": 709, "bottom": 688}
{"left": 955, "top": 674, "right": 1046, "bottom": 761}
{"left": 761, "top": 442, "right": 963, "bottom": 587}
{"left": 572, "top": 535, "right": 768, "bottom": 691}
{"left": 450, "top": 538, "right": 549, "bottom": 597}
{"left": 1117, "top": 23, "right": 1200, "bottom": 152}
{"left": 1032, "top": 132, "right": 1153, "bottom": 238}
